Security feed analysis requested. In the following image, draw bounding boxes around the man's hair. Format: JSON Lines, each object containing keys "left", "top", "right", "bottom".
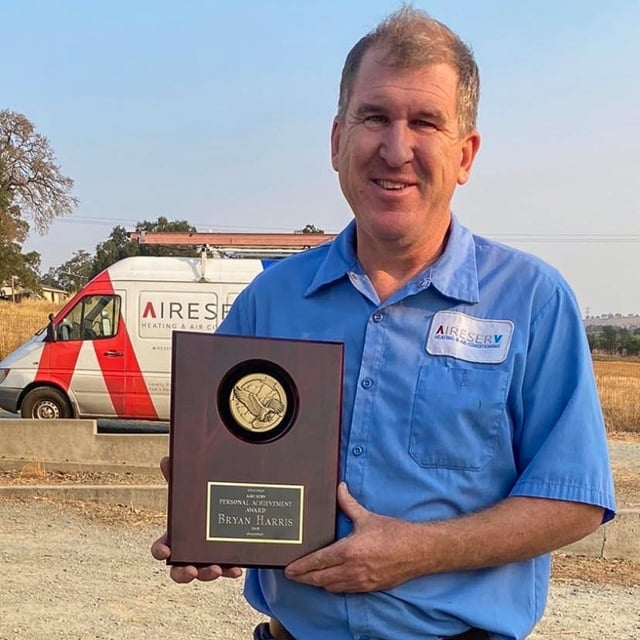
{"left": 337, "top": 5, "right": 479, "bottom": 135}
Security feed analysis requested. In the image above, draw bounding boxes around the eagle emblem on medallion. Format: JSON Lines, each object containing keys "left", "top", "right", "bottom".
{"left": 230, "top": 373, "right": 287, "bottom": 432}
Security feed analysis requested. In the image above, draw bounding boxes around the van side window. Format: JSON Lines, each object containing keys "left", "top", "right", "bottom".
{"left": 57, "top": 295, "right": 121, "bottom": 341}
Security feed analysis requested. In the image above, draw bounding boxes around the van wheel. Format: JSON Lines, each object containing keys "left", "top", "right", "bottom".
{"left": 21, "top": 388, "right": 72, "bottom": 420}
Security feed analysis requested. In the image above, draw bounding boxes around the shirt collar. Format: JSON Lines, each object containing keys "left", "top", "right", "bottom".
{"left": 304, "top": 220, "right": 358, "bottom": 296}
{"left": 428, "top": 215, "right": 479, "bottom": 304}
{"left": 304, "top": 216, "right": 479, "bottom": 304}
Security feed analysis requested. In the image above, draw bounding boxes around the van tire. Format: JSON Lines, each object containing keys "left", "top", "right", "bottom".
{"left": 21, "top": 387, "right": 72, "bottom": 420}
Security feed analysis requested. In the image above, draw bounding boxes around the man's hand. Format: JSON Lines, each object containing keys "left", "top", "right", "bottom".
{"left": 285, "top": 484, "right": 605, "bottom": 594}
{"left": 284, "top": 482, "right": 420, "bottom": 592}
{"left": 150, "top": 456, "right": 243, "bottom": 584}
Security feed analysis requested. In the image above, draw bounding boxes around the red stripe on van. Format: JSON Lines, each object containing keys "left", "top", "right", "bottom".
{"left": 93, "top": 322, "right": 158, "bottom": 419}
{"left": 35, "top": 341, "right": 83, "bottom": 392}
{"left": 89, "top": 270, "right": 159, "bottom": 420}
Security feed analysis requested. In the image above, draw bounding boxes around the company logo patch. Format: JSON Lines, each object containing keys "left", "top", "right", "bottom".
{"left": 426, "top": 311, "right": 513, "bottom": 363}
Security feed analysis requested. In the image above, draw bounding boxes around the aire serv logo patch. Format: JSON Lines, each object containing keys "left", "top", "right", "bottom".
{"left": 426, "top": 311, "right": 513, "bottom": 363}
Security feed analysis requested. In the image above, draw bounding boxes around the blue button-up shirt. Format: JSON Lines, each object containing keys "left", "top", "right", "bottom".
{"left": 217, "top": 217, "right": 616, "bottom": 640}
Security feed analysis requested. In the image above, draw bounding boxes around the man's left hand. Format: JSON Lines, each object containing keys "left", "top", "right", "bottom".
{"left": 284, "top": 482, "right": 419, "bottom": 592}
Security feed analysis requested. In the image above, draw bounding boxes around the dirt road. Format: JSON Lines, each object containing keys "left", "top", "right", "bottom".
{"left": 1, "top": 496, "right": 639, "bottom": 640}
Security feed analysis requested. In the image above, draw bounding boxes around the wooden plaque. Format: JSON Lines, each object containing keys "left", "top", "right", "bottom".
{"left": 167, "top": 331, "right": 343, "bottom": 568}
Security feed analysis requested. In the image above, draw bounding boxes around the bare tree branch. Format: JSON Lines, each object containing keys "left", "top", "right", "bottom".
{"left": 0, "top": 109, "right": 78, "bottom": 234}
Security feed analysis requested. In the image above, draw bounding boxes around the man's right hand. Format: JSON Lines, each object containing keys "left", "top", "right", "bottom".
{"left": 150, "top": 456, "right": 244, "bottom": 583}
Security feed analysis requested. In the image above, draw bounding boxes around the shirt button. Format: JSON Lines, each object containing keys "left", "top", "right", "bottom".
{"left": 372, "top": 312, "right": 383, "bottom": 322}
{"left": 359, "top": 636, "right": 370, "bottom": 640}
{"left": 418, "top": 278, "right": 429, "bottom": 287}
{"left": 360, "top": 377, "right": 373, "bottom": 389}
{"left": 352, "top": 446, "right": 363, "bottom": 456}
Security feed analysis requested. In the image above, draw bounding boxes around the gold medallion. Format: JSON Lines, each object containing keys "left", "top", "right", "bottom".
{"left": 229, "top": 373, "right": 287, "bottom": 432}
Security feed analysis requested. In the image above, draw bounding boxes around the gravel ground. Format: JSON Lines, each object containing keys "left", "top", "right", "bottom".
{"left": 1, "top": 430, "right": 637, "bottom": 639}
{"left": 0, "top": 497, "right": 264, "bottom": 640}
{"left": 1, "top": 496, "right": 640, "bottom": 640}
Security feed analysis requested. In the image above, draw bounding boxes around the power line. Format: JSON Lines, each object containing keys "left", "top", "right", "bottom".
{"left": 55, "top": 216, "right": 314, "bottom": 233}
{"left": 53, "top": 217, "right": 640, "bottom": 243}
{"left": 484, "top": 233, "right": 640, "bottom": 243}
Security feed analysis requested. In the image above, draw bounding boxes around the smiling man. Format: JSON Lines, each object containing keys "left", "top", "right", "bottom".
{"left": 330, "top": 44, "right": 480, "bottom": 302}
{"left": 152, "top": 8, "right": 615, "bottom": 640}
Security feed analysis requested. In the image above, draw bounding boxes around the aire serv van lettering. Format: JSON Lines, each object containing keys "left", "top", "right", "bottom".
{"left": 139, "top": 292, "right": 233, "bottom": 338}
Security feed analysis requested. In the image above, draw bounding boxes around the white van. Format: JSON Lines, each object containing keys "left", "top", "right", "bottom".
{"left": 0, "top": 255, "right": 271, "bottom": 420}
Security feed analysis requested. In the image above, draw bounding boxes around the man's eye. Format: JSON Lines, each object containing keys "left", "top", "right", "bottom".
{"left": 413, "top": 119, "right": 436, "bottom": 129}
{"left": 362, "top": 115, "right": 388, "bottom": 128}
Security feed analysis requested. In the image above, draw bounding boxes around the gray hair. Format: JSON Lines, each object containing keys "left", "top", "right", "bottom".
{"left": 337, "top": 5, "right": 480, "bottom": 135}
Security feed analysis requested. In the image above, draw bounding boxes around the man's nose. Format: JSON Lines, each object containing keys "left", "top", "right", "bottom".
{"left": 379, "top": 123, "right": 414, "bottom": 167}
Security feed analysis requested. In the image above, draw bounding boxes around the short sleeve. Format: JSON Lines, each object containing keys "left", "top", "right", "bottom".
{"left": 510, "top": 283, "right": 616, "bottom": 523}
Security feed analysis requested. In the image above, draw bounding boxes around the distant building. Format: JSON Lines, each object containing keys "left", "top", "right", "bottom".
{"left": 40, "top": 286, "right": 69, "bottom": 305}
{"left": 0, "top": 283, "right": 28, "bottom": 302}
{"left": 0, "top": 282, "right": 69, "bottom": 304}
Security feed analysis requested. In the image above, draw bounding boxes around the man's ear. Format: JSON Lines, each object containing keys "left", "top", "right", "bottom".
{"left": 457, "top": 130, "right": 481, "bottom": 185}
{"left": 330, "top": 117, "right": 341, "bottom": 172}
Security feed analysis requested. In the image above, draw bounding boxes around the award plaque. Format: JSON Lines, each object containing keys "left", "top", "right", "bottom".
{"left": 167, "top": 331, "right": 344, "bottom": 568}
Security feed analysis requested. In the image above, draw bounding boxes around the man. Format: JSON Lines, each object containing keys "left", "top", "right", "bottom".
{"left": 152, "top": 8, "right": 615, "bottom": 639}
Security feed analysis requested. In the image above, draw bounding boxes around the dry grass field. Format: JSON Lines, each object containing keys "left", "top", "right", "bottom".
{"left": 0, "top": 302, "right": 638, "bottom": 433}
{"left": 0, "top": 299, "right": 61, "bottom": 361}
{"left": 593, "top": 359, "right": 640, "bottom": 434}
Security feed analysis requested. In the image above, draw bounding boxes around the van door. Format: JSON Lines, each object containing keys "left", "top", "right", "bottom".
{"left": 53, "top": 293, "right": 127, "bottom": 417}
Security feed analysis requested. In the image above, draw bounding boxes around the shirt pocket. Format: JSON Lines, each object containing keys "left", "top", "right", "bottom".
{"left": 409, "top": 363, "right": 509, "bottom": 471}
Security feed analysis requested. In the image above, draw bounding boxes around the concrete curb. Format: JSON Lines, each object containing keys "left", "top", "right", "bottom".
{"left": 563, "top": 508, "right": 640, "bottom": 561}
{"left": 0, "top": 484, "right": 638, "bottom": 562}
{"left": 0, "top": 419, "right": 167, "bottom": 473}
{"left": 0, "top": 484, "right": 167, "bottom": 513}
{"left": 1, "top": 419, "right": 638, "bottom": 561}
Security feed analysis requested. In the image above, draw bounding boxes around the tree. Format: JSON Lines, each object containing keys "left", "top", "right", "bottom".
{"left": 296, "top": 223, "right": 325, "bottom": 234}
{"left": 91, "top": 225, "right": 139, "bottom": 277}
{"left": 43, "top": 249, "right": 94, "bottom": 292}
{"left": 90, "top": 216, "right": 198, "bottom": 277}
{"left": 0, "top": 111, "right": 76, "bottom": 295}
{"left": 600, "top": 326, "right": 618, "bottom": 354}
{"left": 587, "top": 325, "right": 640, "bottom": 356}
{"left": 45, "top": 217, "right": 200, "bottom": 287}
{"left": 0, "top": 175, "right": 41, "bottom": 292}
{"left": 135, "top": 217, "right": 199, "bottom": 257}
{"left": 0, "top": 110, "right": 78, "bottom": 233}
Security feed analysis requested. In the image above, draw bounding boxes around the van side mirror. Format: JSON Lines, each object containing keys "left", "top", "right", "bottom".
{"left": 46, "top": 313, "right": 57, "bottom": 343}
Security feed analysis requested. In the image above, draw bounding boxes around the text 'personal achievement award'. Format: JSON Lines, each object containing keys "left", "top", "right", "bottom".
{"left": 167, "top": 332, "right": 344, "bottom": 568}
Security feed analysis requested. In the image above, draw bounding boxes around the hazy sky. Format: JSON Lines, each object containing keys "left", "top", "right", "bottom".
{"left": 3, "top": 0, "right": 639, "bottom": 316}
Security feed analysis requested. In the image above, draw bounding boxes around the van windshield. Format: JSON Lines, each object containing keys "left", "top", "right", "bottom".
{"left": 56, "top": 295, "right": 121, "bottom": 341}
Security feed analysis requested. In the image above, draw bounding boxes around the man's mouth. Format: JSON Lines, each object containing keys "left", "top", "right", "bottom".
{"left": 373, "top": 179, "right": 411, "bottom": 190}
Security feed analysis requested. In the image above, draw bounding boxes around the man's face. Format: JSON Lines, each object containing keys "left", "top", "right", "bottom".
{"left": 331, "top": 48, "right": 480, "bottom": 249}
